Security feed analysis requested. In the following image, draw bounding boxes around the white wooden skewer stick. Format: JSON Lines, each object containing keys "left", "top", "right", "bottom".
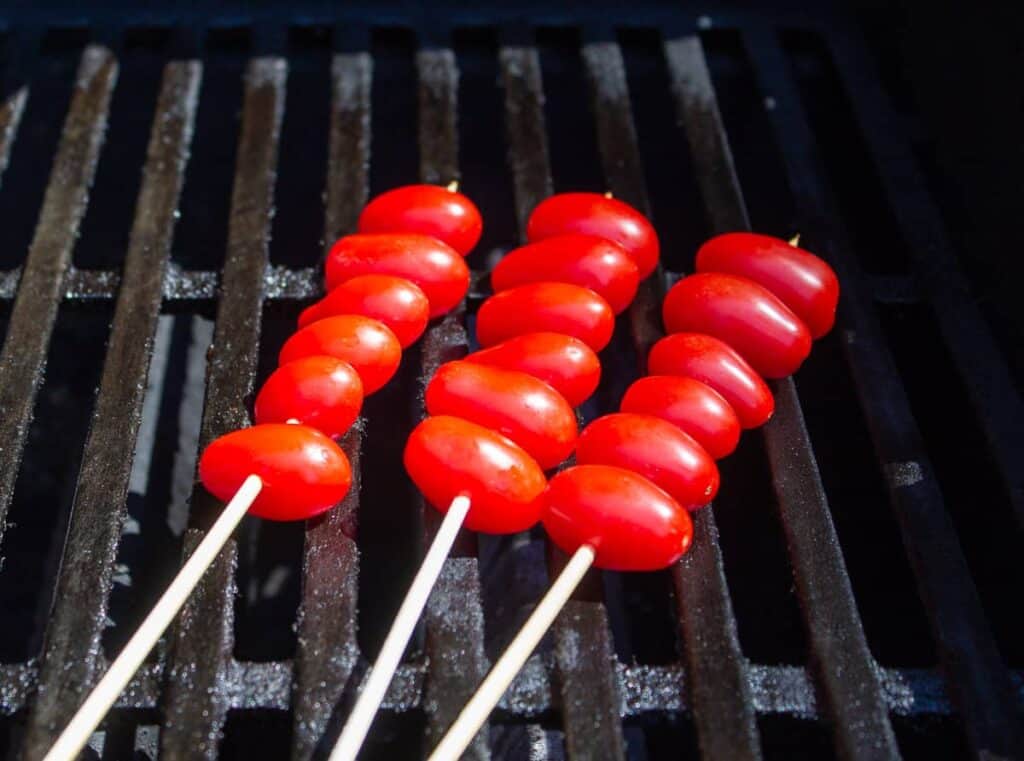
{"left": 427, "top": 543, "right": 596, "bottom": 761}
{"left": 329, "top": 494, "right": 472, "bottom": 761}
{"left": 44, "top": 474, "right": 264, "bottom": 761}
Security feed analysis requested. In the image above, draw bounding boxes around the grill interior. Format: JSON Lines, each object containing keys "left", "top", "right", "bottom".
{"left": 0, "top": 5, "right": 1022, "bottom": 761}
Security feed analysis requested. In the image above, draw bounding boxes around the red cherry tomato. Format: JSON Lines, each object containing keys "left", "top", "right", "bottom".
{"left": 620, "top": 375, "right": 740, "bottom": 459}
{"left": 279, "top": 315, "right": 401, "bottom": 395}
{"left": 662, "top": 273, "right": 812, "bottom": 378}
{"left": 325, "top": 234, "right": 469, "bottom": 318}
{"left": 491, "top": 234, "right": 639, "bottom": 314}
{"left": 542, "top": 465, "right": 692, "bottom": 571}
{"left": 647, "top": 333, "right": 774, "bottom": 429}
{"left": 526, "top": 193, "right": 660, "bottom": 279}
{"left": 199, "top": 423, "right": 352, "bottom": 521}
{"left": 425, "top": 361, "right": 577, "bottom": 470}
{"left": 298, "top": 274, "right": 429, "bottom": 348}
{"left": 575, "top": 413, "right": 719, "bottom": 509}
{"left": 696, "top": 232, "right": 839, "bottom": 339}
{"left": 476, "top": 282, "right": 615, "bottom": 352}
{"left": 404, "top": 415, "right": 547, "bottom": 534}
{"left": 254, "top": 356, "right": 363, "bottom": 439}
{"left": 358, "top": 184, "right": 483, "bottom": 256}
{"left": 465, "top": 332, "right": 601, "bottom": 408}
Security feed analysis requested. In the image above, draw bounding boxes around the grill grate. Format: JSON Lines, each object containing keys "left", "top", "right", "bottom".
{"left": 0, "top": 9, "right": 1021, "bottom": 761}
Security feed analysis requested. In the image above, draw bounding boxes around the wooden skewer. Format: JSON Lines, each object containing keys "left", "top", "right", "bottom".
{"left": 426, "top": 543, "right": 596, "bottom": 761}
{"left": 44, "top": 474, "right": 264, "bottom": 761}
{"left": 329, "top": 494, "right": 472, "bottom": 761}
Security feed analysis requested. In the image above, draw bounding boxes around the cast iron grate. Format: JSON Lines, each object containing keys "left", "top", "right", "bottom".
{"left": 0, "top": 6, "right": 1021, "bottom": 761}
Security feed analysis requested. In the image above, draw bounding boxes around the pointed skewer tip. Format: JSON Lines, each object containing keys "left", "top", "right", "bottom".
{"left": 788, "top": 233, "right": 801, "bottom": 247}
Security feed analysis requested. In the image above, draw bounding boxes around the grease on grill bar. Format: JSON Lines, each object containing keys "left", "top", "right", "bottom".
{"left": 0, "top": 13, "right": 1021, "bottom": 761}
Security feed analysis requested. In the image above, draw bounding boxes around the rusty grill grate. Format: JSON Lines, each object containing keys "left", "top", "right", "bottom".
{"left": 0, "top": 7, "right": 1021, "bottom": 761}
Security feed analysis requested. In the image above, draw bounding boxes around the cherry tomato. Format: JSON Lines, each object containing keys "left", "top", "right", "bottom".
{"left": 358, "top": 184, "right": 483, "bottom": 256}
{"left": 647, "top": 333, "right": 774, "bottom": 429}
{"left": 620, "top": 375, "right": 740, "bottom": 459}
{"left": 465, "top": 332, "right": 601, "bottom": 408}
{"left": 404, "top": 415, "right": 546, "bottom": 533}
{"left": 491, "top": 234, "right": 639, "bottom": 314}
{"left": 199, "top": 423, "right": 352, "bottom": 521}
{"left": 254, "top": 356, "right": 363, "bottom": 439}
{"left": 662, "top": 273, "right": 812, "bottom": 378}
{"left": 279, "top": 315, "right": 401, "bottom": 395}
{"left": 575, "top": 413, "right": 718, "bottom": 509}
{"left": 696, "top": 232, "right": 839, "bottom": 339}
{"left": 526, "top": 193, "right": 660, "bottom": 278}
{"left": 325, "top": 234, "right": 470, "bottom": 318}
{"left": 542, "top": 465, "right": 692, "bottom": 571}
{"left": 475, "top": 282, "right": 615, "bottom": 352}
{"left": 425, "top": 361, "right": 577, "bottom": 470}
{"left": 298, "top": 275, "right": 429, "bottom": 348}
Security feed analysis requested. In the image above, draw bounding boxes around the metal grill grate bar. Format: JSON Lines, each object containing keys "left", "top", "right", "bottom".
{"left": 0, "top": 88, "right": 27, "bottom": 190}
{"left": 654, "top": 37, "right": 767, "bottom": 761}
{"left": 0, "top": 46, "right": 116, "bottom": 540}
{"left": 502, "top": 32, "right": 630, "bottom": 759}
{"left": 4, "top": 264, "right": 315, "bottom": 302}
{"left": 744, "top": 27, "right": 1024, "bottom": 758}
{"left": 498, "top": 44, "right": 553, "bottom": 233}
{"left": 497, "top": 32, "right": 636, "bottom": 757}
{"left": 493, "top": 40, "right": 558, "bottom": 753}
{"left": 414, "top": 44, "right": 491, "bottom": 759}
{"left": 21, "top": 59, "right": 201, "bottom": 760}
{"left": 656, "top": 41, "right": 765, "bottom": 761}
{"left": 160, "top": 57, "right": 287, "bottom": 760}
{"left": 3, "top": 659, "right": 1021, "bottom": 719}
{"left": 538, "top": 35, "right": 650, "bottom": 761}
{"left": 664, "top": 35, "right": 901, "bottom": 761}
{"left": 289, "top": 49, "right": 372, "bottom": 761}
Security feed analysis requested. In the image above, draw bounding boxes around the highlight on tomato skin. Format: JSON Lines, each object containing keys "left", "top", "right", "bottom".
{"left": 491, "top": 233, "right": 640, "bottom": 314}
{"left": 465, "top": 332, "right": 601, "bottom": 408}
{"left": 542, "top": 464, "right": 692, "bottom": 571}
{"left": 425, "top": 361, "right": 578, "bottom": 471}
{"left": 662, "top": 272, "right": 812, "bottom": 379}
{"left": 298, "top": 274, "right": 429, "bottom": 348}
{"left": 475, "top": 282, "right": 616, "bottom": 352}
{"left": 357, "top": 184, "right": 483, "bottom": 256}
{"left": 325, "top": 234, "right": 470, "bottom": 318}
{"left": 279, "top": 315, "right": 402, "bottom": 395}
{"left": 254, "top": 356, "right": 364, "bottom": 439}
{"left": 404, "top": 415, "right": 547, "bottom": 534}
{"left": 620, "top": 375, "right": 740, "bottom": 460}
{"left": 647, "top": 332, "right": 774, "bottom": 430}
{"left": 526, "top": 192, "right": 660, "bottom": 279}
{"left": 575, "top": 413, "right": 719, "bottom": 510}
{"left": 199, "top": 423, "right": 352, "bottom": 522}
{"left": 695, "top": 232, "right": 839, "bottom": 339}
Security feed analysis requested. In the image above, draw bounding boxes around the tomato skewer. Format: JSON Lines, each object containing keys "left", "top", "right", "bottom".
{"left": 47, "top": 184, "right": 481, "bottom": 761}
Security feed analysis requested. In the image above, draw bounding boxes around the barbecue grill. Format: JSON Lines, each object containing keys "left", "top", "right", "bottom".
{"left": 0, "top": 3, "right": 1021, "bottom": 760}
